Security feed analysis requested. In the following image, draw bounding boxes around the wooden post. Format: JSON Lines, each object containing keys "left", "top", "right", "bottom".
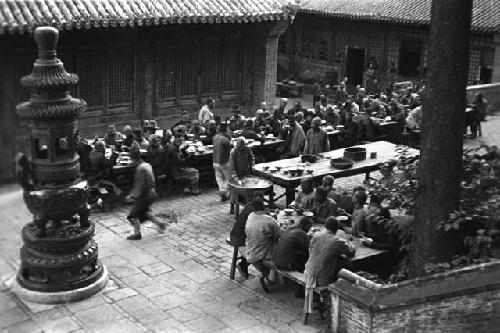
{"left": 410, "top": 0, "right": 473, "bottom": 277}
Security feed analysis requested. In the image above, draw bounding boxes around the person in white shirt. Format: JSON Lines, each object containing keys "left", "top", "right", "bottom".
{"left": 198, "top": 98, "right": 215, "bottom": 124}
{"left": 406, "top": 106, "right": 423, "bottom": 129}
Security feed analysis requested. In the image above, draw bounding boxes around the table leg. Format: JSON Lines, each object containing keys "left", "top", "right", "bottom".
{"left": 235, "top": 202, "right": 240, "bottom": 221}
{"left": 229, "top": 245, "right": 238, "bottom": 280}
{"left": 285, "top": 188, "right": 295, "bottom": 206}
{"left": 365, "top": 172, "right": 370, "bottom": 183}
{"left": 268, "top": 188, "right": 274, "bottom": 208}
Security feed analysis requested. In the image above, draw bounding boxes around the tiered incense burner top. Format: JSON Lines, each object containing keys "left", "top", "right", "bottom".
{"left": 16, "top": 27, "right": 87, "bottom": 188}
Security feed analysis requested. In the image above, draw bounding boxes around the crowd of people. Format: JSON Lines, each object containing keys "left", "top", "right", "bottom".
{"left": 229, "top": 172, "right": 396, "bottom": 296}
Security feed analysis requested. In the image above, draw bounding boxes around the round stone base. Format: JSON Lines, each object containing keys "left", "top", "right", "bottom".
{"left": 11, "top": 265, "right": 108, "bottom": 304}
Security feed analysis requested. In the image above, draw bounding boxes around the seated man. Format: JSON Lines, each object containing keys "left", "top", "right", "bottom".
{"left": 171, "top": 109, "right": 191, "bottom": 132}
{"left": 338, "top": 186, "right": 366, "bottom": 216}
{"left": 254, "top": 109, "right": 265, "bottom": 133}
{"left": 311, "top": 187, "right": 339, "bottom": 224}
{"left": 281, "top": 115, "right": 305, "bottom": 158}
{"left": 245, "top": 198, "right": 281, "bottom": 293}
{"left": 241, "top": 120, "right": 261, "bottom": 141}
{"left": 130, "top": 130, "right": 150, "bottom": 150}
{"left": 164, "top": 140, "right": 200, "bottom": 195}
{"left": 406, "top": 106, "right": 423, "bottom": 130}
{"left": 303, "top": 217, "right": 355, "bottom": 321}
{"left": 363, "top": 194, "right": 394, "bottom": 250}
{"left": 146, "top": 135, "right": 167, "bottom": 177}
{"left": 322, "top": 175, "right": 341, "bottom": 203}
{"left": 104, "top": 124, "right": 123, "bottom": 146}
{"left": 351, "top": 189, "right": 368, "bottom": 237}
{"left": 229, "top": 192, "right": 265, "bottom": 279}
{"left": 89, "top": 140, "right": 117, "bottom": 178}
{"left": 272, "top": 216, "right": 312, "bottom": 272}
{"left": 122, "top": 125, "right": 135, "bottom": 148}
{"left": 188, "top": 120, "right": 206, "bottom": 140}
{"left": 295, "top": 177, "right": 315, "bottom": 210}
{"left": 75, "top": 130, "right": 92, "bottom": 178}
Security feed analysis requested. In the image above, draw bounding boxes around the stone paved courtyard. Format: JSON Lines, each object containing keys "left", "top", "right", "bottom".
{"left": 1, "top": 112, "right": 498, "bottom": 333}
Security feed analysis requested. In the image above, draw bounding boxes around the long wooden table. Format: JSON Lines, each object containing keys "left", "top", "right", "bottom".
{"left": 276, "top": 210, "right": 386, "bottom": 264}
{"left": 253, "top": 141, "right": 418, "bottom": 205}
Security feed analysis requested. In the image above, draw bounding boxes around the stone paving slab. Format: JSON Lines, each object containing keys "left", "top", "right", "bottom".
{"left": 1, "top": 112, "right": 498, "bottom": 332}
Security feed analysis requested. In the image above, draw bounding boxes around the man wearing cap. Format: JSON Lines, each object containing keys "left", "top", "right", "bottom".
{"left": 145, "top": 120, "right": 160, "bottom": 137}
{"left": 198, "top": 98, "right": 215, "bottom": 124}
{"left": 213, "top": 123, "right": 232, "bottom": 202}
{"left": 304, "top": 117, "right": 330, "bottom": 155}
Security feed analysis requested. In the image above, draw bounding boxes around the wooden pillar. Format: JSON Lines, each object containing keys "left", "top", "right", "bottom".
{"left": 410, "top": 0, "right": 473, "bottom": 277}
{"left": 133, "top": 29, "right": 155, "bottom": 121}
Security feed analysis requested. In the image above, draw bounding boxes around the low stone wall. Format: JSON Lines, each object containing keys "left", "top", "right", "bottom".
{"left": 329, "top": 261, "right": 500, "bottom": 333}
{"left": 467, "top": 82, "right": 500, "bottom": 113}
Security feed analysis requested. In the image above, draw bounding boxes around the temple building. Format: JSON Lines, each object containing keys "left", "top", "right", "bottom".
{"left": 0, "top": 0, "right": 296, "bottom": 182}
{"left": 278, "top": 0, "right": 500, "bottom": 88}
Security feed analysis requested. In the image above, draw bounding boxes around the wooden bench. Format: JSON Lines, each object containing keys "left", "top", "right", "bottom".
{"left": 262, "top": 259, "right": 329, "bottom": 324}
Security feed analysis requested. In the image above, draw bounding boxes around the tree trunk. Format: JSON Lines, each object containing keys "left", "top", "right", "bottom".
{"left": 410, "top": 0, "right": 472, "bottom": 277}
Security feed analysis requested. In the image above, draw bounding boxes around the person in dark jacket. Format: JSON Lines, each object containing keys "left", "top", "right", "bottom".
{"left": 228, "top": 137, "right": 255, "bottom": 214}
{"left": 272, "top": 217, "right": 312, "bottom": 272}
{"left": 125, "top": 149, "right": 166, "bottom": 240}
{"left": 229, "top": 192, "right": 264, "bottom": 279}
{"left": 212, "top": 123, "right": 232, "bottom": 201}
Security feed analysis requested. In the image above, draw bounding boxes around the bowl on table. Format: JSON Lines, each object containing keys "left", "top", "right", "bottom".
{"left": 263, "top": 165, "right": 270, "bottom": 171}
{"left": 305, "top": 169, "right": 314, "bottom": 174}
{"left": 289, "top": 168, "right": 304, "bottom": 177}
{"left": 284, "top": 208, "right": 294, "bottom": 216}
{"left": 330, "top": 157, "right": 354, "bottom": 169}
{"left": 247, "top": 139, "right": 255, "bottom": 144}
{"left": 206, "top": 145, "right": 213, "bottom": 149}
{"left": 303, "top": 211, "right": 314, "bottom": 218}
{"left": 275, "top": 166, "right": 282, "bottom": 171}
{"left": 269, "top": 166, "right": 278, "bottom": 173}
{"left": 343, "top": 146, "right": 367, "bottom": 161}
{"left": 336, "top": 125, "right": 345, "bottom": 130}
{"left": 301, "top": 154, "right": 318, "bottom": 163}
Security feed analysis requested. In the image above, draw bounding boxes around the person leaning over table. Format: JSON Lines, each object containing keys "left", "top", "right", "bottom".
{"left": 201, "top": 120, "right": 217, "bottom": 145}
{"left": 130, "top": 129, "right": 150, "bottom": 150}
{"left": 325, "top": 105, "right": 339, "bottom": 126}
{"left": 241, "top": 120, "right": 261, "bottom": 141}
{"left": 338, "top": 110, "right": 358, "bottom": 148}
{"left": 295, "top": 177, "right": 315, "bottom": 210}
{"left": 228, "top": 137, "right": 256, "bottom": 214}
{"left": 272, "top": 216, "right": 312, "bottom": 293}
{"left": 89, "top": 140, "right": 117, "bottom": 178}
{"left": 303, "top": 217, "right": 355, "bottom": 322}
{"left": 229, "top": 191, "right": 265, "bottom": 279}
{"left": 311, "top": 187, "right": 340, "bottom": 224}
{"left": 254, "top": 109, "right": 265, "bottom": 132}
{"left": 212, "top": 123, "right": 232, "bottom": 202}
{"left": 171, "top": 109, "right": 191, "bottom": 132}
{"left": 245, "top": 197, "right": 281, "bottom": 293}
{"left": 188, "top": 120, "right": 206, "bottom": 141}
{"left": 304, "top": 117, "right": 330, "bottom": 155}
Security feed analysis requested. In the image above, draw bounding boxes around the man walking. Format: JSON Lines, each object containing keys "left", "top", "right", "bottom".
{"left": 125, "top": 149, "right": 166, "bottom": 240}
{"left": 213, "top": 123, "right": 232, "bottom": 201}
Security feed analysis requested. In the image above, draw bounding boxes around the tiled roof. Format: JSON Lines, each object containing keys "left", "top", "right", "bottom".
{"left": 0, "top": 0, "right": 297, "bottom": 35}
{"left": 300, "top": 0, "right": 500, "bottom": 33}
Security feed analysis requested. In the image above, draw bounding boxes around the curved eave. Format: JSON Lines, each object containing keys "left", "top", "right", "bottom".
{"left": 0, "top": 12, "right": 295, "bottom": 36}
{"left": 297, "top": 9, "right": 497, "bottom": 35}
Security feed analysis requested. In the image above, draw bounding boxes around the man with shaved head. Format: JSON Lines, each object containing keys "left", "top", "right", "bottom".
{"left": 304, "top": 117, "right": 330, "bottom": 155}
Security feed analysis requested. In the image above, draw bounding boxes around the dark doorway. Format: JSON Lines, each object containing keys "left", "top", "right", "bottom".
{"left": 399, "top": 40, "right": 422, "bottom": 76}
{"left": 479, "top": 66, "right": 492, "bottom": 84}
{"left": 345, "top": 47, "right": 365, "bottom": 87}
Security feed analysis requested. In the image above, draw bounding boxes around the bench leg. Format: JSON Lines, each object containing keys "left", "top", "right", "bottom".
{"left": 229, "top": 246, "right": 238, "bottom": 280}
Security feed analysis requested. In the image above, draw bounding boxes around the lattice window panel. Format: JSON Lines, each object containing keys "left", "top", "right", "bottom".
{"left": 468, "top": 49, "right": 481, "bottom": 84}
{"left": 157, "top": 48, "right": 177, "bottom": 99}
{"left": 222, "top": 45, "right": 241, "bottom": 92}
{"left": 77, "top": 53, "right": 104, "bottom": 108}
{"left": 387, "top": 38, "right": 400, "bottom": 72}
{"left": 483, "top": 48, "right": 495, "bottom": 67}
{"left": 180, "top": 46, "right": 198, "bottom": 96}
{"left": 108, "top": 49, "right": 133, "bottom": 105}
{"left": 318, "top": 37, "right": 328, "bottom": 61}
{"left": 201, "top": 45, "right": 221, "bottom": 95}
{"left": 368, "top": 34, "right": 384, "bottom": 60}
{"left": 301, "top": 42, "right": 316, "bottom": 59}
{"left": 16, "top": 55, "right": 35, "bottom": 103}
